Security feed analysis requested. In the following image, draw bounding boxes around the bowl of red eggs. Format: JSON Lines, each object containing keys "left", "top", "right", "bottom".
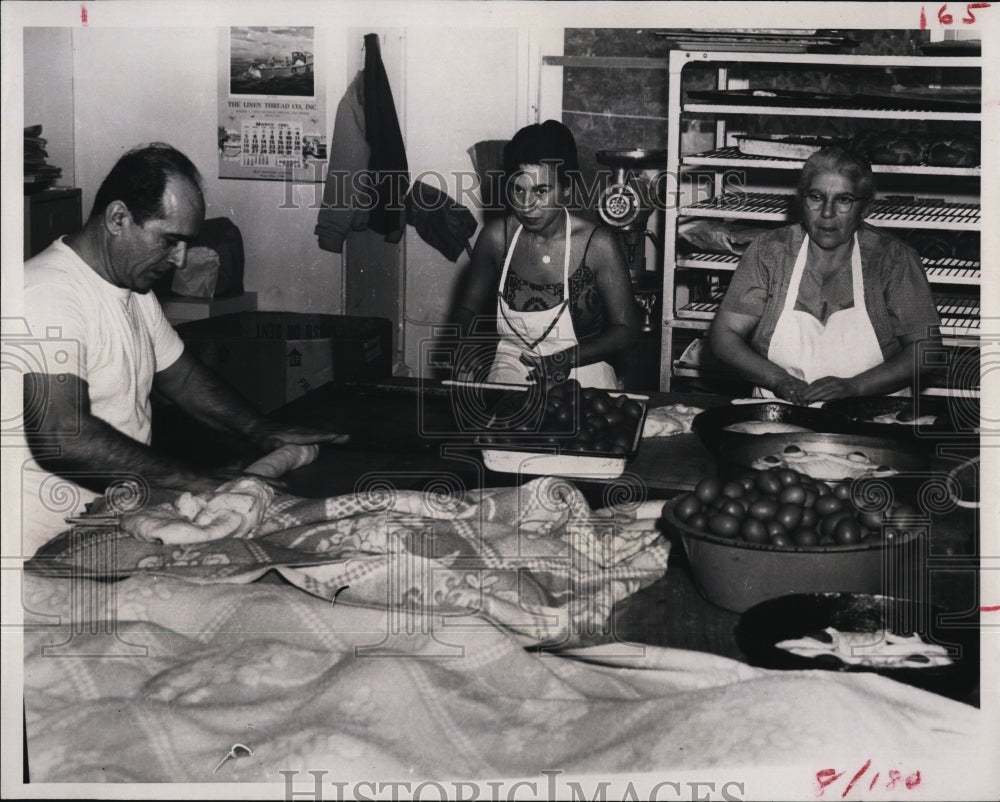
{"left": 660, "top": 466, "right": 924, "bottom": 613}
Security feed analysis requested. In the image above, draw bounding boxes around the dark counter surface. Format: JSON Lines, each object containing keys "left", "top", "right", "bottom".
{"left": 152, "top": 378, "right": 979, "bottom": 667}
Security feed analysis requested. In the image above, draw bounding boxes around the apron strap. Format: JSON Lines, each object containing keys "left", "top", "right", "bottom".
{"left": 498, "top": 297, "right": 569, "bottom": 351}
{"left": 496, "top": 208, "right": 572, "bottom": 352}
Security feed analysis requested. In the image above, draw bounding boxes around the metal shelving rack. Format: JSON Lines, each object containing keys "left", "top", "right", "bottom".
{"left": 661, "top": 50, "right": 982, "bottom": 396}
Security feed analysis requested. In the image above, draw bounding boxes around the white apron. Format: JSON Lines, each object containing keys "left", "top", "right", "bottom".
{"left": 756, "top": 234, "right": 890, "bottom": 398}
{"left": 489, "top": 209, "right": 618, "bottom": 389}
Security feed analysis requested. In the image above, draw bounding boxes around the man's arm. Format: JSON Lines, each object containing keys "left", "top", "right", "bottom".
{"left": 153, "top": 349, "right": 348, "bottom": 449}
{"left": 24, "top": 371, "right": 221, "bottom": 494}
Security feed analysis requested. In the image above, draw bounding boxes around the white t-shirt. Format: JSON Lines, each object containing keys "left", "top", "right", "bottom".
{"left": 18, "top": 238, "right": 184, "bottom": 554}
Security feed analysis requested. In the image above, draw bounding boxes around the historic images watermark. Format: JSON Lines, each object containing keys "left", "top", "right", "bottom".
{"left": 279, "top": 768, "right": 747, "bottom": 801}
{"left": 278, "top": 165, "right": 746, "bottom": 216}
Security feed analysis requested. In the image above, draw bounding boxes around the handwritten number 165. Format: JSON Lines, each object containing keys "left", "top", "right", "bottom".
{"left": 921, "top": 3, "right": 992, "bottom": 27}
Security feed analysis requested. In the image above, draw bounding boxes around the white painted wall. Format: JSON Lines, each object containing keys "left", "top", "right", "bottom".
{"left": 399, "top": 26, "right": 562, "bottom": 375}
{"left": 67, "top": 25, "right": 344, "bottom": 314}
{"left": 400, "top": 26, "right": 522, "bottom": 375}
{"left": 18, "top": 19, "right": 543, "bottom": 359}
{"left": 23, "top": 27, "right": 75, "bottom": 188}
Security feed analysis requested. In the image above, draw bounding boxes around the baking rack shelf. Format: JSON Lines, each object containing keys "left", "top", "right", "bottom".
{"left": 683, "top": 146, "right": 982, "bottom": 176}
{"left": 677, "top": 251, "right": 981, "bottom": 285}
{"left": 675, "top": 295, "right": 980, "bottom": 342}
{"left": 661, "top": 49, "right": 982, "bottom": 398}
{"left": 683, "top": 102, "right": 980, "bottom": 122}
{"left": 678, "top": 193, "right": 980, "bottom": 229}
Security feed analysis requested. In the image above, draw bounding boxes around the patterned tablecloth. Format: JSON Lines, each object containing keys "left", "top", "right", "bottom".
{"left": 19, "top": 478, "right": 994, "bottom": 795}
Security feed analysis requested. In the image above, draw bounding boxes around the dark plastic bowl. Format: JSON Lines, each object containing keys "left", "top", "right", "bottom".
{"left": 661, "top": 498, "right": 921, "bottom": 613}
{"left": 735, "top": 593, "right": 980, "bottom": 703}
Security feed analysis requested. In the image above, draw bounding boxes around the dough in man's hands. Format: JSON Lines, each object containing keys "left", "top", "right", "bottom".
{"left": 121, "top": 476, "right": 275, "bottom": 544}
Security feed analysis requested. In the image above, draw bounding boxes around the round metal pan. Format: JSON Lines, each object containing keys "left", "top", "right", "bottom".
{"left": 822, "top": 395, "right": 979, "bottom": 438}
{"left": 717, "top": 432, "right": 938, "bottom": 505}
{"left": 720, "top": 431, "right": 933, "bottom": 473}
{"left": 692, "top": 402, "right": 856, "bottom": 456}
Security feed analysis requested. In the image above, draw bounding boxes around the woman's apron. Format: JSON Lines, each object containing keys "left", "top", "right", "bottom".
{"left": 488, "top": 209, "right": 618, "bottom": 389}
{"left": 756, "top": 233, "right": 893, "bottom": 398}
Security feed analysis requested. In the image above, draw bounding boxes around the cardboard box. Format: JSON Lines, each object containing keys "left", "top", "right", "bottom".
{"left": 160, "top": 291, "right": 258, "bottom": 325}
{"left": 176, "top": 312, "right": 392, "bottom": 413}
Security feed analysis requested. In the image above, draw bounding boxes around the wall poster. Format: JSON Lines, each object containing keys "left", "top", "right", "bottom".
{"left": 218, "top": 26, "right": 326, "bottom": 181}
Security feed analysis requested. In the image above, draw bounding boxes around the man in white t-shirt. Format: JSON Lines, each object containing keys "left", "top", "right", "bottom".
{"left": 20, "top": 143, "right": 346, "bottom": 555}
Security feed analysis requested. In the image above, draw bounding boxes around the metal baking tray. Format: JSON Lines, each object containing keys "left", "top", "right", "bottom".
{"left": 477, "top": 388, "right": 649, "bottom": 479}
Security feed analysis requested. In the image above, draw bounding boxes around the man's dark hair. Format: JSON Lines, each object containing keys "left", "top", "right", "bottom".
{"left": 89, "top": 143, "right": 203, "bottom": 225}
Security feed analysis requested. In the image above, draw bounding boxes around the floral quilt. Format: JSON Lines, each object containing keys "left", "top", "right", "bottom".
{"left": 18, "top": 478, "right": 996, "bottom": 797}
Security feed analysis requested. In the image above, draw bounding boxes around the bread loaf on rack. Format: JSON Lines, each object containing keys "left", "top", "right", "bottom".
{"left": 905, "top": 230, "right": 955, "bottom": 261}
{"left": 952, "top": 233, "right": 980, "bottom": 262}
{"left": 853, "top": 131, "right": 925, "bottom": 165}
{"left": 926, "top": 135, "right": 979, "bottom": 167}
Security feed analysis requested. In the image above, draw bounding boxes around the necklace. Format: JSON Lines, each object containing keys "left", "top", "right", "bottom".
{"left": 532, "top": 233, "right": 554, "bottom": 266}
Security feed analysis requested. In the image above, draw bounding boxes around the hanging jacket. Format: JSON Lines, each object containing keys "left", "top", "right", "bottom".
{"left": 362, "top": 32, "right": 408, "bottom": 242}
{"left": 315, "top": 34, "right": 408, "bottom": 253}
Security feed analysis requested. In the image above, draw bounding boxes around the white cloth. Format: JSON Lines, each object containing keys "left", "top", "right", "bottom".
{"left": 757, "top": 234, "right": 884, "bottom": 398}
{"left": 489, "top": 209, "right": 617, "bottom": 389}
{"left": 18, "top": 238, "right": 185, "bottom": 554}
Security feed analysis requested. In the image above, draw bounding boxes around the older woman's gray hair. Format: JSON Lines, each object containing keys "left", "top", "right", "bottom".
{"left": 797, "top": 145, "right": 876, "bottom": 202}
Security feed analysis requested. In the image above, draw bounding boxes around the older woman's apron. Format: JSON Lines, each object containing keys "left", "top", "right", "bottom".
{"left": 489, "top": 209, "right": 618, "bottom": 389}
{"left": 756, "top": 234, "right": 890, "bottom": 398}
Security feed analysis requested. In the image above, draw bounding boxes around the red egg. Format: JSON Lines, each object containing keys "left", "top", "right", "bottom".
{"left": 814, "top": 495, "right": 844, "bottom": 517}
{"left": 741, "top": 517, "right": 770, "bottom": 544}
{"left": 755, "top": 470, "right": 783, "bottom": 496}
{"left": 748, "top": 498, "right": 779, "bottom": 521}
{"left": 721, "top": 480, "right": 747, "bottom": 499}
{"left": 778, "top": 469, "right": 800, "bottom": 487}
{"left": 674, "top": 494, "right": 702, "bottom": 522}
{"left": 775, "top": 503, "right": 803, "bottom": 531}
{"left": 708, "top": 513, "right": 741, "bottom": 539}
{"left": 793, "top": 527, "right": 821, "bottom": 547}
{"left": 778, "top": 485, "right": 806, "bottom": 506}
{"left": 834, "top": 516, "right": 864, "bottom": 545}
{"left": 695, "top": 478, "right": 722, "bottom": 504}
{"left": 720, "top": 499, "right": 747, "bottom": 519}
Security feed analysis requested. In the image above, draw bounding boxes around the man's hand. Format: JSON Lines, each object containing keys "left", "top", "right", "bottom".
{"left": 247, "top": 421, "right": 349, "bottom": 452}
{"left": 801, "top": 376, "right": 857, "bottom": 403}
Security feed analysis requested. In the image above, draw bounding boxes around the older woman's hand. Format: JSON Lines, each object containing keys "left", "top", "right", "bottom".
{"left": 801, "top": 376, "right": 858, "bottom": 403}
{"left": 771, "top": 374, "right": 810, "bottom": 405}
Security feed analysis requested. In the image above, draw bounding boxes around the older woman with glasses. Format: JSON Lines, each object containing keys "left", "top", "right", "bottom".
{"left": 709, "top": 146, "right": 940, "bottom": 404}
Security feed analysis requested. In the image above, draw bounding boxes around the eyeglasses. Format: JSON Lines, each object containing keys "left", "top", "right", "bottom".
{"left": 801, "top": 192, "right": 861, "bottom": 214}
